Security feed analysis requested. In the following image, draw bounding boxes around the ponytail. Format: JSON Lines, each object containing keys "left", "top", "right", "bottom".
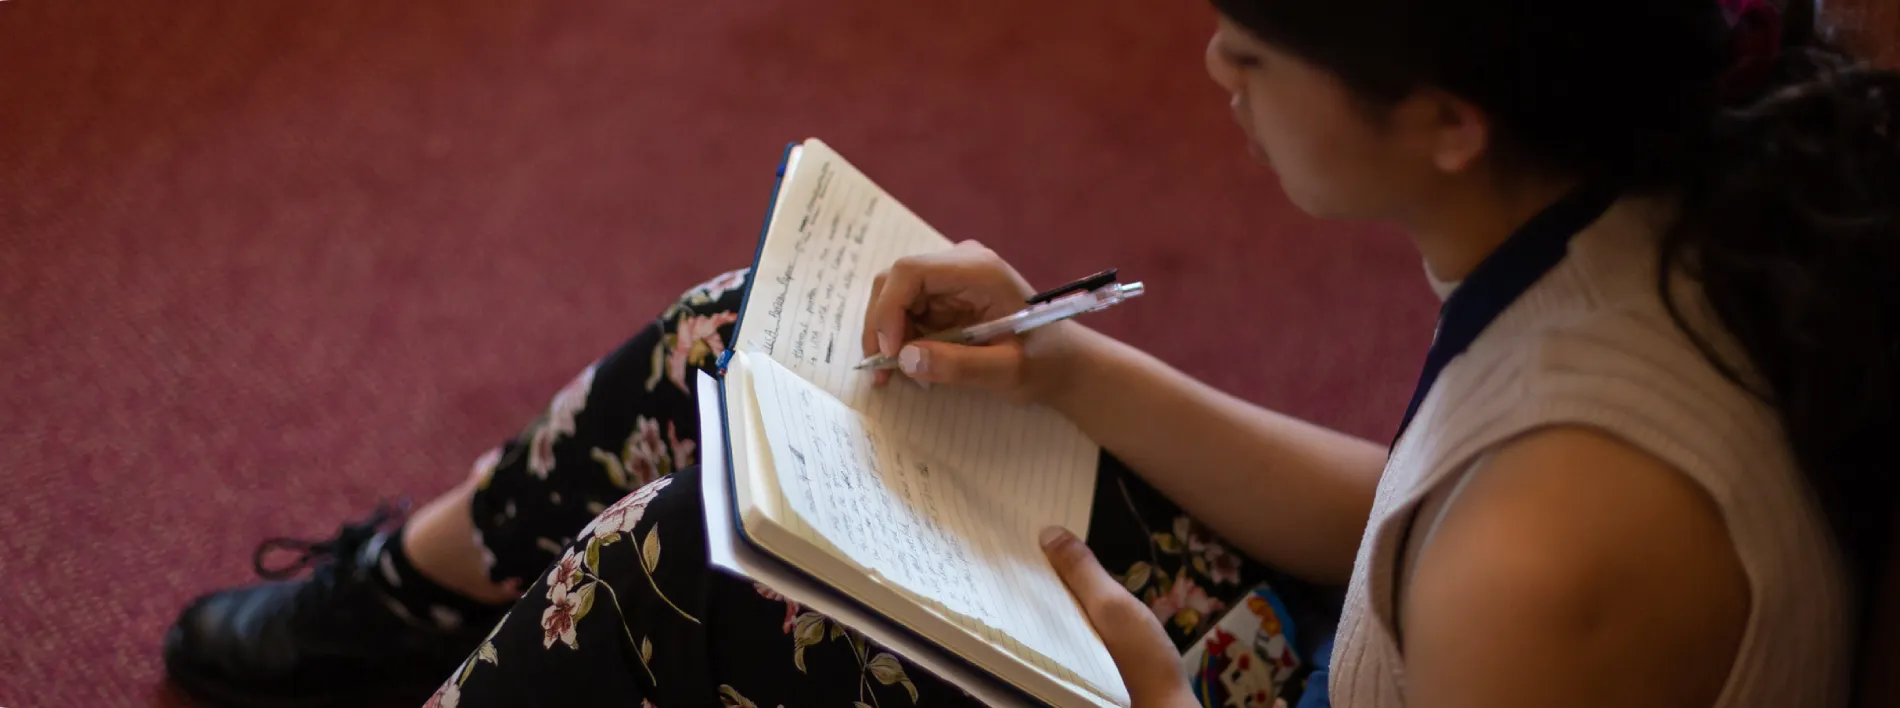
{"left": 1661, "top": 4, "right": 1900, "bottom": 607}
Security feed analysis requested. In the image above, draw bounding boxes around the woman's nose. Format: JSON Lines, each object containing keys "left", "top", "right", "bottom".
{"left": 1203, "top": 34, "right": 1242, "bottom": 93}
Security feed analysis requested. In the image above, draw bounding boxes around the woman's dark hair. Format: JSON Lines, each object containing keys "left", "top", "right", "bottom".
{"left": 1216, "top": 0, "right": 1897, "bottom": 679}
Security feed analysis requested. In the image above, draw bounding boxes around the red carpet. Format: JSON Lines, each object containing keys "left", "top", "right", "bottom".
{"left": 0, "top": 0, "right": 1434, "bottom": 704}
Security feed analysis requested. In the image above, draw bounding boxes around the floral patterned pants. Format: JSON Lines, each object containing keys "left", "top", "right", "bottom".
{"left": 428, "top": 269, "right": 1337, "bottom": 708}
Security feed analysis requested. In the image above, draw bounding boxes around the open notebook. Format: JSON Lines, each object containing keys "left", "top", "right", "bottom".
{"left": 707, "top": 139, "right": 1127, "bottom": 707}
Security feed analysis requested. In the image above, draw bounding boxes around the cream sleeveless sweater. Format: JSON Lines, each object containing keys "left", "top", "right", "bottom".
{"left": 1328, "top": 197, "right": 1853, "bottom": 706}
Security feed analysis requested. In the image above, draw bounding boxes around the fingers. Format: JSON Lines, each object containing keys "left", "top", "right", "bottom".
{"left": 896, "top": 340, "right": 1023, "bottom": 395}
{"left": 864, "top": 240, "right": 1014, "bottom": 359}
{"left": 863, "top": 272, "right": 886, "bottom": 358}
{"left": 866, "top": 259, "right": 923, "bottom": 389}
{"left": 1039, "top": 527, "right": 1127, "bottom": 621}
{"left": 861, "top": 240, "right": 1032, "bottom": 392}
{"left": 1041, "top": 527, "right": 1191, "bottom": 706}
{"left": 863, "top": 273, "right": 892, "bottom": 386}
{"left": 863, "top": 255, "right": 946, "bottom": 389}
{"left": 873, "top": 259, "right": 928, "bottom": 359}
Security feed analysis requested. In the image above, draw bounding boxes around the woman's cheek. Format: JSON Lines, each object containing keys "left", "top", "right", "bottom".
{"left": 1249, "top": 122, "right": 1325, "bottom": 209}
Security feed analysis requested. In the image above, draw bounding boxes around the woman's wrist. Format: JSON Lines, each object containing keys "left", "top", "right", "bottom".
{"left": 1023, "top": 321, "right": 1113, "bottom": 411}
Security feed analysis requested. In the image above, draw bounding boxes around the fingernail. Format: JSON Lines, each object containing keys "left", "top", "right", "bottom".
{"left": 1039, "top": 526, "right": 1069, "bottom": 548}
{"left": 899, "top": 345, "right": 926, "bottom": 375}
{"left": 878, "top": 332, "right": 894, "bottom": 357}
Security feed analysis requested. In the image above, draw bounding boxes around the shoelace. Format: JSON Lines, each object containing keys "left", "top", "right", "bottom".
{"left": 251, "top": 498, "right": 412, "bottom": 580}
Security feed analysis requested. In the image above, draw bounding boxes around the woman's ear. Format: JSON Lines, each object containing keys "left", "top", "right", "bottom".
{"left": 1394, "top": 88, "right": 1492, "bottom": 174}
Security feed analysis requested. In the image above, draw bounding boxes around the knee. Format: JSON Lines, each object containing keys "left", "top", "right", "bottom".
{"left": 640, "top": 466, "right": 703, "bottom": 529}
{"left": 465, "top": 447, "right": 503, "bottom": 485}
{"left": 675, "top": 269, "right": 751, "bottom": 307}
{"left": 552, "top": 468, "right": 708, "bottom": 600}
{"left": 576, "top": 468, "right": 704, "bottom": 546}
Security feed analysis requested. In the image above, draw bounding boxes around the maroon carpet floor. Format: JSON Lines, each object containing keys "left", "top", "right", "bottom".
{"left": 0, "top": 1, "right": 1434, "bottom": 704}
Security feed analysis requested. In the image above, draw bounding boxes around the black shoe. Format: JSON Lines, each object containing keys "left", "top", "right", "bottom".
{"left": 164, "top": 503, "right": 489, "bottom": 708}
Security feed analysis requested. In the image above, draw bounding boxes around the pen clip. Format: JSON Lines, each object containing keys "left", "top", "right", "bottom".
{"left": 1025, "top": 268, "right": 1118, "bottom": 305}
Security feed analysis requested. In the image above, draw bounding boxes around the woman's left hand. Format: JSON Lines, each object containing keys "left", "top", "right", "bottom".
{"left": 1040, "top": 527, "right": 1198, "bottom": 708}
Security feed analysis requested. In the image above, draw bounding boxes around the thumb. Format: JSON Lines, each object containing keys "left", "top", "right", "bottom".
{"left": 1040, "top": 527, "right": 1191, "bottom": 705}
{"left": 897, "top": 339, "right": 1024, "bottom": 394}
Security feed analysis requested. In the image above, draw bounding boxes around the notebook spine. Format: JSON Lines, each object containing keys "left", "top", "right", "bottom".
{"left": 720, "top": 140, "right": 802, "bottom": 382}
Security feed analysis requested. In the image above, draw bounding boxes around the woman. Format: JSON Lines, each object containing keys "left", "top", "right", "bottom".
{"left": 165, "top": 0, "right": 1898, "bottom": 705}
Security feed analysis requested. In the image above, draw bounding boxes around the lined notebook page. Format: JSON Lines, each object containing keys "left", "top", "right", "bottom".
{"left": 734, "top": 140, "right": 1098, "bottom": 520}
{"left": 744, "top": 353, "right": 1127, "bottom": 706}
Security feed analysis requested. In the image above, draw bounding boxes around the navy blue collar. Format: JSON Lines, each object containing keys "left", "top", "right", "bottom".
{"left": 1391, "top": 182, "right": 1623, "bottom": 448}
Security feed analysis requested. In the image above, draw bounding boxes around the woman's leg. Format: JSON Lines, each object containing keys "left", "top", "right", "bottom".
{"left": 461, "top": 266, "right": 747, "bottom": 594}
{"left": 164, "top": 269, "right": 756, "bottom": 708}
{"left": 422, "top": 264, "right": 981, "bottom": 707}
{"left": 398, "top": 480, "right": 517, "bottom": 606}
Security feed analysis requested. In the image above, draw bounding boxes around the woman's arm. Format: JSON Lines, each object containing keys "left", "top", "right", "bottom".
{"left": 1045, "top": 326, "right": 1384, "bottom": 585}
{"left": 1041, "top": 425, "right": 1750, "bottom": 708}
{"left": 1402, "top": 427, "right": 1747, "bottom": 708}
{"left": 864, "top": 241, "right": 1384, "bottom": 584}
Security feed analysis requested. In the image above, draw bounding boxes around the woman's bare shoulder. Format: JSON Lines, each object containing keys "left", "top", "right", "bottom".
{"left": 1398, "top": 426, "right": 1749, "bottom": 708}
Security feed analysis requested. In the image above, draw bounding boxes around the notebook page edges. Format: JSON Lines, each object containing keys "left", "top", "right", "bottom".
{"left": 724, "top": 359, "right": 795, "bottom": 535}
{"left": 738, "top": 352, "right": 1129, "bottom": 706}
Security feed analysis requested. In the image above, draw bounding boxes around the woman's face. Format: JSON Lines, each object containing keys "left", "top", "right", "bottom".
{"left": 1204, "top": 18, "right": 1454, "bottom": 222}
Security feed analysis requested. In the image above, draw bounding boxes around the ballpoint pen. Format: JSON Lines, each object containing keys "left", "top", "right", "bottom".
{"left": 854, "top": 269, "right": 1146, "bottom": 371}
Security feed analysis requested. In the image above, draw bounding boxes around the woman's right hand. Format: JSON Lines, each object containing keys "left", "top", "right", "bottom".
{"left": 861, "top": 240, "right": 1089, "bottom": 405}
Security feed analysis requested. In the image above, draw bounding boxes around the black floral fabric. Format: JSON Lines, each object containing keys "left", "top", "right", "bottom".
{"left": 429, "top": 269, "right": 1334, "bottom": 708}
